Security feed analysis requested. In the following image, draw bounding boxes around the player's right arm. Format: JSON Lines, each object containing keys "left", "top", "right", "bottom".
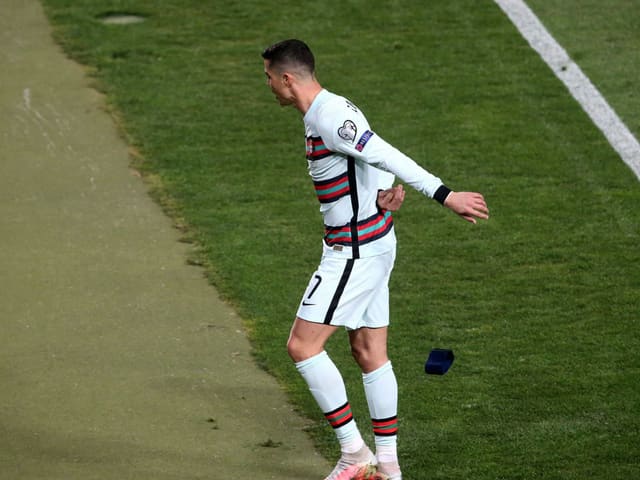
{"left": 376, "top": 184, "right": 405, "bottom": 212}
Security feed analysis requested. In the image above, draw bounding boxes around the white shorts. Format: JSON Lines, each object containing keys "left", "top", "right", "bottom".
{"left": 296, "top": 249, "right": 396, "bottom": 330}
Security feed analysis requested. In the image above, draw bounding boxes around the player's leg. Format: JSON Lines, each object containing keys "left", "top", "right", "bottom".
{"left": 348, "top": 325, "right": 389, "bottom": 372}
{"left": 350, "top": 328, "right": 401, "bottom": 479}
{"left": 289, "top": 317, "right": 374, "bottom": 480}
{"left": 348, "top": 253, "right": 402, "bottom": 480}
{"left": 287, "top": 315, "right": 337, "bottom": 362}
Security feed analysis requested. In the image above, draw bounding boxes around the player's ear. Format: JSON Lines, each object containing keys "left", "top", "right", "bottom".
{"left": 282, "top": 72, "right": 292, "bottom": 87}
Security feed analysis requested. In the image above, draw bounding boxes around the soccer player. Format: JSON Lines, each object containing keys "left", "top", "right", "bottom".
{"left": 261, "top": 39, "right": 489, "bottom": 480}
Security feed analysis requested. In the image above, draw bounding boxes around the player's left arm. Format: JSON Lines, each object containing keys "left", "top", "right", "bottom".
{"left": 348, "top": 132, "right": 489, "bottom": 223}
{"left": 443, "top": 191, "right": 489, "bottom": 224}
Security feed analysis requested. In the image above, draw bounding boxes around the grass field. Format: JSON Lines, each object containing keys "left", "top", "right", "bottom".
{"left": 40, "top": 1, "right": 639, "bottom": 478}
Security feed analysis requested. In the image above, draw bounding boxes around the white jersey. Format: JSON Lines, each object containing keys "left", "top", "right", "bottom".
{"left": 304, "top": 89, "right": 446, "bottom": 259}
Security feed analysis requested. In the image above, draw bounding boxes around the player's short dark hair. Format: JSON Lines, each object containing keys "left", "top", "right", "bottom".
{"left": 261, "top": 39, "right": 315, "bottom": 75}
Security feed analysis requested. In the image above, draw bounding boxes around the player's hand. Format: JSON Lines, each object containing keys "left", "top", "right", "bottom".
{"left": 443, "top": 191, "right": 489, "bottom": 224}
{"left": 377, "top": 184, "right": 405, "bottom": 211}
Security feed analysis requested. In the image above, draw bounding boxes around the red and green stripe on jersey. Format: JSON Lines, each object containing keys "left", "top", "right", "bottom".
{"left": 324, "top": 402, "right": 354, "bottom": 429}
{"left": 325, "top": 210, "right": 393, "bottom": 247}
{"left": 306, "top": 135, "right": 350, "bottom": 204}
{"left": 306, "top": 136, "right": 331, "bottom": 160}
{"left": 313, "top": 172, "right": 350, "bottom": 204}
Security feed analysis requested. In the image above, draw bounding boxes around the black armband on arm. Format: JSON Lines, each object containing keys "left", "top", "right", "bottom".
{"left": 433, "top": 185, "right": 452, "bottom": 205}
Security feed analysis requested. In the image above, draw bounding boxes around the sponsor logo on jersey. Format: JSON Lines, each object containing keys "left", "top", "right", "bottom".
{"left": 337, "top": 120, "right": 357, "bottom": 143}
{"left": 356, "top": 130, "right": 374, "bottom": 152}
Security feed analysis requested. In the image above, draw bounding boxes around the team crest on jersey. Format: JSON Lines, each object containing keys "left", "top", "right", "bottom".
{"left": 338, "top": 120, "right": 357, "bottom": 143}
{"left": 356, "top": 130, "right": 374, "bottom": 152}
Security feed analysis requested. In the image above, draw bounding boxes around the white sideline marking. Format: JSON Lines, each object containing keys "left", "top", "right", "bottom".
{"left": 494, "top": 0, "right": 640, "bottom": 181}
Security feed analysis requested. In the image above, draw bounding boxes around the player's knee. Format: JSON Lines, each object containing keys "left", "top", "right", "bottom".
{"left": 287, "top": 336, "right": 326, "bottom": 363}
{"left": 350, "top": 344, "right": 387, "bottom": 372}
{"left": 350, "top": 343, "right": 367, "bottom": 365}
{"left": 286, "top": 336, "right": 299, "bottom": 361}
{"left": 287, "top": 336, "right": 308, "bottom": 362}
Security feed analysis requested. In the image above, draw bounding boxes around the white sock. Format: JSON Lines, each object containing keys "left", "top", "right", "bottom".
{"left": 296, "top": 351, "right": 364, "bottom": 453}
{"left": 362, "top": 361, "right": 398, "bottom": 462}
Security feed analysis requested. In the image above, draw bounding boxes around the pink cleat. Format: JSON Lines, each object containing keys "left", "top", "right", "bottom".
{"left": 323, "top": 445, "right": 377, "bottom": 480}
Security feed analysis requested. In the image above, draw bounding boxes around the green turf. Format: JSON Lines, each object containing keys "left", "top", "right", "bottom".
{"left": 41, "top": 1, "right": 640, "bottom": 478}
{"left": 527, "top": 0, "right": 640, "bottom": 140}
